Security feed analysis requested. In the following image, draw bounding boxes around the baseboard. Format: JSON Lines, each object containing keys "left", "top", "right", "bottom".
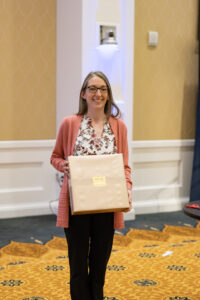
{"left": 133, "top": 197, "right": 189, "bottom": 215}
{"left": 0, "top": 202, "right": 52, "bottom": 219}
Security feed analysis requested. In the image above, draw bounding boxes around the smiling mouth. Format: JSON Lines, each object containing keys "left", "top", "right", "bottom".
{"left": 93, "top": 99, "right": 103, "bottom": 103}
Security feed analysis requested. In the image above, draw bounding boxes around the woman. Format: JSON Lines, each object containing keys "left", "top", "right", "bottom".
{"left": 50, "top": 71, "right": 132, "bottom": 300}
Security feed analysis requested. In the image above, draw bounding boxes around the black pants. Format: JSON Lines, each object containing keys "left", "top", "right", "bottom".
{"left": 64, "top": 211, "right": 114, "bottom": 300}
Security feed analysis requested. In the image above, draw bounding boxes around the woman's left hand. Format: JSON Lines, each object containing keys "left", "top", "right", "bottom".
{"left": 123, "top": 189, "right": 132, "bottom": 212}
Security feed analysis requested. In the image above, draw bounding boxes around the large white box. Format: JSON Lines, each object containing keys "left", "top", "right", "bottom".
{"left": 68, "top": 154, "right": 129, "bottom": 215}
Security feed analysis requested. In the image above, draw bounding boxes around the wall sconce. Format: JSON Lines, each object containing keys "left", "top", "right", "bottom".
{"left": 96, "top": 25, "right": 119, "bottom": 58}
{"left": 100, "top": 25, "right": 117, "bottom": 45}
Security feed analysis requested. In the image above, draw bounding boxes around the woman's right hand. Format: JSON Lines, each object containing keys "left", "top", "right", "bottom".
{"left": 63, "top": 161, "right": 70, "bottom": 176}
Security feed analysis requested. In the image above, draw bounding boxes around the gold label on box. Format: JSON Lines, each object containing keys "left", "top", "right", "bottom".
{"left": 92, "top": 176, "right": 106, "bottom": 186}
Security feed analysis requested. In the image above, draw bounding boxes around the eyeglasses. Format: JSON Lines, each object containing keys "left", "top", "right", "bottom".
{"left": 87, "top": 86, "right": 108, "bottom": 94}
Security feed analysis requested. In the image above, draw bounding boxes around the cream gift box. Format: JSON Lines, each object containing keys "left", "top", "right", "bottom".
{"left": 68, "top": 153, "right": 129, "bottom": 215}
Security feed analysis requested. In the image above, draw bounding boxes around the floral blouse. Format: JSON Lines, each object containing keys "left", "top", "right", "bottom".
{"left": 73, "top": 115, "right": 117, "bottom": 156}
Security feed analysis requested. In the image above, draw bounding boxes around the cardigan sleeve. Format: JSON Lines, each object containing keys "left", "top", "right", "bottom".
{"left": 50, "top": 118, "right": 67, "bottom": 173}
{"left": 119, "top": 119, "right": 132, "bottom": 190}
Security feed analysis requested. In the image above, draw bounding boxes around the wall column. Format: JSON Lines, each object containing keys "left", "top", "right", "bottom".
{"left": 56, "top": 0, "right": 82, "bottom": 131}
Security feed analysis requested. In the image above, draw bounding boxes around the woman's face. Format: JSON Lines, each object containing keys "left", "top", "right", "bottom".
{"left": 82, "top": 76, "right": 108, "bottom": 113}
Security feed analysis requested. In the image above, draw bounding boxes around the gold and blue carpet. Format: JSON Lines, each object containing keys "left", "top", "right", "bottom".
{"left": 0, "top": 222, "right": 200, "bottom": 300}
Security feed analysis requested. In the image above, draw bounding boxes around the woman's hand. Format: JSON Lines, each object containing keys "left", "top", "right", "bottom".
{"left": 63, "top": 161, "right": 70, "bottom": 177}
{"left": 123, "top": 189, "right": 132, "bottom": 212}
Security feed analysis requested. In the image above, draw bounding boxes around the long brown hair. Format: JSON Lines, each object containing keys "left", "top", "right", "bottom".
{"left": 77, "top": 71, "right": 121, "bottom": 118}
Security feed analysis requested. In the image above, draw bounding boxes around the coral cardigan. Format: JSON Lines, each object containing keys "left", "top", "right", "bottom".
{"left": 50, "top": 114, "right": 132, "bottom": 229}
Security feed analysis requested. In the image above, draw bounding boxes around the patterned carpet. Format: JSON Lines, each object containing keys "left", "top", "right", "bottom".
{"left": 0, "top": 223, "right": 200, "bottom": 300}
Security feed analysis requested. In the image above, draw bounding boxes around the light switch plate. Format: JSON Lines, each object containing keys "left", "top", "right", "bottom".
{"left": 148, "top": 31, "right": 158, "bottom": 46}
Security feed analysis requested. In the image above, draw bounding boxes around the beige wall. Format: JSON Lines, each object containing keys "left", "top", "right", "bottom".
{"left": 134, "top": 0, "right": 199, "bottom": 140}
{"left": 1, "top": 0, "right": 198, "bottom": 141}
{"left": 0, "top": 0, "right": 56, "bottom": 141}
